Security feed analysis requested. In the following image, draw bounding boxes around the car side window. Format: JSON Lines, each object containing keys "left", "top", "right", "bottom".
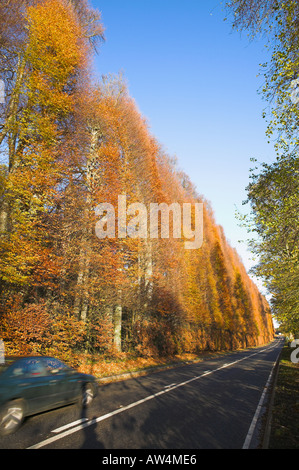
{"left": 43, "top": 358, "right": 71, "bottom": 374}
{"left": 23, "top": 358, "right": 47, "bottom": 377}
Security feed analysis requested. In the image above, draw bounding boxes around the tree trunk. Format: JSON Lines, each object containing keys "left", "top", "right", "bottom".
{"left": 73, "top": 128, "right": 99, "bottom": 320}
{"left": 114, "top": 290, "right": 122, "bottom": 352}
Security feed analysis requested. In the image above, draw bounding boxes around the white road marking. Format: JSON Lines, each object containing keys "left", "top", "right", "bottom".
{"left": 164, "top": 383, "right": 177, "bottom": 389}
{"left": 242, "top": 346, "right": 282, "bottom": 449}
{"left": 51, "top": 418, "right": 89, "bottom": 434}
{"left": 27, "top": 343, "right": 279, "bottom": 449}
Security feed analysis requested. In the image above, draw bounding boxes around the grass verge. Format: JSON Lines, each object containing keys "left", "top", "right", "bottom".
{"left": 268, "top": 343, "right": 299, "bottom": 449}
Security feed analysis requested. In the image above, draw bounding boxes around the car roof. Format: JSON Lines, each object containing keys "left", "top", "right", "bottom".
{"left": 3, "top": 356, "right": 61, "bottom": 364}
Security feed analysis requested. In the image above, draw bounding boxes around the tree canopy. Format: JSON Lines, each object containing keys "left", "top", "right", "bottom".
{"left": 0, "top": 0, "right": 274, "bottom": 360}
{"left": 226, "top": 0, "right": 299, "bottom": 336}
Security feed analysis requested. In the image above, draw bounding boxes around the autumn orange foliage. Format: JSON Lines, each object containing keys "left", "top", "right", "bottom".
{"left": 0, "top": 0, "right": 274, "bottom": 362}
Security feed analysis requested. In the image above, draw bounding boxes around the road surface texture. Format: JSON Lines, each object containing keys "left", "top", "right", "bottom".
{"left": 0, "top": 338, "right": 283, "bottom": 450}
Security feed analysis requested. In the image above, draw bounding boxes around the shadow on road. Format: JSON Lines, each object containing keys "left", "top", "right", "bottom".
{"left": 79, "top": 403, "right": 105, "bottom": 449}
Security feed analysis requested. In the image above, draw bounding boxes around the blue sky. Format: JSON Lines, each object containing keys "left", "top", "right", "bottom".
{"left": 91, "top": 0, "right": 275, "bottom": 283}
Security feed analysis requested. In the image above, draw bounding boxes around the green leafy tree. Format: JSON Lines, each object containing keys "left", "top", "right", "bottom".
{"left": 226, "top": 0, "right": 299, "bottom": 336}
{"left": 244, "top": 155, "right": 299, "bottom": 335}
{"left": 226, "top": 0, "right": 299, "bottom": 151}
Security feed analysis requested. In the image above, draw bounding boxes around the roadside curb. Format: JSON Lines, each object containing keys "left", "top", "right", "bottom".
{"left": 95, "top": 347, "right": 248, "bottom": 385}
{"left": 96, "top": 359, "right": 204, "bottom": 385}
{"left": 95, "top": 345, "right": 270, "bottom": 385}
{"left": 96, "top": 342, "right": 280, "bottom": 386}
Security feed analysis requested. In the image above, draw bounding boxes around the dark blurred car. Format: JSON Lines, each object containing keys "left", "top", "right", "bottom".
{"left": 0, "top": 356, "right": 98, "bottom": 435}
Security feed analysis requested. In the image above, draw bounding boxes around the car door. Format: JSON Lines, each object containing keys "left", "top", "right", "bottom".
{"left": 15, "top": 358, "right": 54, "bottom": 414}
{"left": 42, "top": 358, "right": 81, "bottom": 404}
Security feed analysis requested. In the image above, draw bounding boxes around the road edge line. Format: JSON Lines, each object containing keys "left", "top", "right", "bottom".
{"left": 261, "top": 347, "right": 283, "bottom": 449}
{"left": 242, "top": 344, "right": 282, "bottom": 450}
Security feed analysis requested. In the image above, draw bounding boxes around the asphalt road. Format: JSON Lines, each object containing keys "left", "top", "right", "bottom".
{"left": 0, "top": 338, "right": 284, "bottom": 450}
